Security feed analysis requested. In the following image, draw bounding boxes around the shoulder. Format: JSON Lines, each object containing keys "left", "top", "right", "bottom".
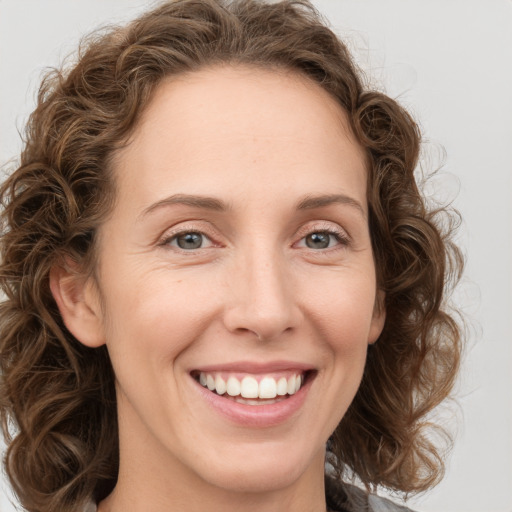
{"left": 325, "top": 476, "right": 416, "bottom": 512}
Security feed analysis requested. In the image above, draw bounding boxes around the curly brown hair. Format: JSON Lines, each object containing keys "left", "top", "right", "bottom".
{"left": 0, "top": 1, "right": 463, "bottom": 511}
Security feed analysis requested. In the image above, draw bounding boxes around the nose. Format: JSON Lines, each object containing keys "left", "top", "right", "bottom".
{"left": 222, "top": 248, "right": 303, "bottom": 341}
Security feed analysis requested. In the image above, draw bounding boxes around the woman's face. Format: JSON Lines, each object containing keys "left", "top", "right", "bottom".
{"left": 85, "top": 66, "right": 384, "bottom": 493}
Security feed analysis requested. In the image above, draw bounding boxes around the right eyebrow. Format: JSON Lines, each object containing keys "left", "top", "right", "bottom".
{"left": 138, "top": 193, "right": 230, "bottom": 221}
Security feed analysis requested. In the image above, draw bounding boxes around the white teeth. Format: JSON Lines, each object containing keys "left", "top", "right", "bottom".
{"left": 287, "top": 375, "right": 297, "bottom": 395}
{"left": 215, "top": 375, "right": 227, "bottom": 395}
{"left": 295, "top": 374, "right": 302, "bottom": 393}
{"left": 198, "top": 372, "right": 305, "bottom": 400}
{"left": 206, "top": 374, "right": 215, "bottom": 391}
{"left": 259, "top": 377, "right": 277, "bottom": 399}
{"left": 226, "top": 376, "right": 241, "bottom": 396}
{"left": 276, "top": 377, "right": 288, "bottom": 396}
{"left": 240, "top": 376, "right": 259, "bottom": 398}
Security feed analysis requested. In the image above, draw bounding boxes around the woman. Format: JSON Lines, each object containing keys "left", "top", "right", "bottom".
{"left": 0, "top": 1, "right": 462, "bottom": 511}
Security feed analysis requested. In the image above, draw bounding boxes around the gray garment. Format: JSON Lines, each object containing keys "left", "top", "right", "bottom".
{"left": 367, "top": 493, "right": 414, "bottom": 512}
{"left": 326, "top": 477, "right": 415, "bottom": 512}
{"left": 369, "top": 495, "right": 414, "bottom": 512}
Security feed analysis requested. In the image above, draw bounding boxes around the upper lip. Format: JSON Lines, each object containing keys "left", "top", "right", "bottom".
{"left": 190, "top": 360, "right": 315, "bottom": 374}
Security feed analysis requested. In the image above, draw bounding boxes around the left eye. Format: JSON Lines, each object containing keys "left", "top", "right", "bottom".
{"left": 167, "top": 231, "right": 212, "bottom": 250}
{"left": 300, "top": 231, "right": 341, "bottom": 249}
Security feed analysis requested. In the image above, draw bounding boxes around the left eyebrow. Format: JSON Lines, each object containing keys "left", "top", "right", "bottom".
{"left": 296, "top": 194, "right": 366, "bottom": 219}
{"left": 138, "top": 193, "right": 231, "bottom": 221}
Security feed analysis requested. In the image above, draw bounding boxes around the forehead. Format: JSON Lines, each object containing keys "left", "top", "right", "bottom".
{"left": 111, "top": 65, "right": 368, "bottom": 214}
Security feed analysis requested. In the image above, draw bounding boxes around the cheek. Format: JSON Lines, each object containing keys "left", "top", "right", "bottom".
{"left": 102, "top": 273, "right": 220, "bottom": 364}
{"left": 298, "top": 274, "right": 375, "bottom": 433}
{"left": 301, "top": 269, "right": 378, "bottom": 344}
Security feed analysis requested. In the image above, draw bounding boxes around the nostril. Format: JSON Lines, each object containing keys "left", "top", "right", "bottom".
{"left": 222, "top": 281, "right": 304, "bottom": 341}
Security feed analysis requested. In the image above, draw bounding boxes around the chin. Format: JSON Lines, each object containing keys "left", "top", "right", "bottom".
{"left": 190, "top": 440, "right": 323, "bottom": 494}
{"left": 204, "top": 464, "right": 304, "bottom": 494}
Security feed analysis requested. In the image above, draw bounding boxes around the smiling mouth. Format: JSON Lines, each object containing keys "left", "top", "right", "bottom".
{"left": 192, "top": 370, "right": 313, "bottom": 405}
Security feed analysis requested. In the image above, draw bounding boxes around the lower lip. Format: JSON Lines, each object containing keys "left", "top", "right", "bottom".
{"left": 191, "top": 375, "right": 313, "bottom": 428}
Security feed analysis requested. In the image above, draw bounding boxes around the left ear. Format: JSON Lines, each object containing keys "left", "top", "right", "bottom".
{"left": 49, "top": 262, "right": 106, "bottom": 348}
{"left": 368, "top": 289, "right": 386, "bottom": 344}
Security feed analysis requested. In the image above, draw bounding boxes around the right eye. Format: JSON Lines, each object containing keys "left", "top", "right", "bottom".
{"left": 302, "top": 231, "right": 340, "bottom": 250}
{"left": 164, "top": 231, "right": 213, "bottom": 250}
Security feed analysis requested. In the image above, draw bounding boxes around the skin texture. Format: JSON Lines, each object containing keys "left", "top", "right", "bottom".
{"left": 51, "top": 66, "right": 385, "bottom": 512}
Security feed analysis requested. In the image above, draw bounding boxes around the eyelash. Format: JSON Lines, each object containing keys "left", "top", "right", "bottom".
{"left": 294, "top": 224, "right": 350, "bottom": 251}
{"left": 158, "top": 223, "right": 350, "bottom": 252}
{"left": 158, "top": 227, "right": 217, "bottom": 251}
{"left": 306, "top": 231, "right": 348, "bottom": 248}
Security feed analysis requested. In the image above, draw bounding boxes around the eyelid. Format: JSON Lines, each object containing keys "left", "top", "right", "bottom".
{"left": 164, "top": 231, "right": 214, "bottom": 250}
{"left": 293, "top": 221, "right": 351, "bottom": 249}
{"left": 295, "top": 221, "right": 350, "bottom": 240}
{"left": 157, "top": 222, "right": 221, "bottom": 249}
{"left": 155, "top": 220, "right": 350, "bottom": 250}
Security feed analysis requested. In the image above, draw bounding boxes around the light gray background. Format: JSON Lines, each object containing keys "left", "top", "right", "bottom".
{"left": 0, "top": 1, "right": 511, "bottom": 511}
